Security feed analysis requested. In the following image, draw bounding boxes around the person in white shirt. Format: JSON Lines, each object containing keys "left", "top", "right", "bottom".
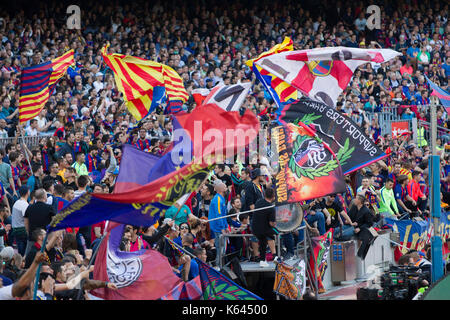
{"left": 0, "top": 251, "right": 46, "bottom": 300}
{"left": 11, "top": 186, "right": 30, "bottom": 256}
{"left": 25, "top": 119, "right": 38, "bottom": 136}
{"left": 0, "top": 119, "right": 8, "bottom": 138}
{"left": 93, "top": 72, "right": 104, "bottom": 93}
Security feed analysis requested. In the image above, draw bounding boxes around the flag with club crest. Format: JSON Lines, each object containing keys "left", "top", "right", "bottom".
{"left": 277, "top": 97, "right": 388, "bottom": 175}
{"left": 272, "top": 123, "right": 345, "bottom": 205}
{"left": 255, "top": 46, "right": 401, "bottom": 107}
{"left": 90, "top": 223, "right": 202, "bottom": 300}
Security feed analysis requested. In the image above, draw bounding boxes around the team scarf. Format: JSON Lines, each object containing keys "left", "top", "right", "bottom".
{"left": 86, "top": 154, "right": 98, "bottom": 172}
{"left": 345, "top": 184, "right": 355, "bottom": 208}
{"left": 135, "top": 138, "right": 151, "bottom": 151}
{"left": 67, "top": 115, "right": 76, "bottom": 123}
{"left": 11, "top": 165, "right": 20, "bottom": 189}
{"left": 0, "top": 219, "right": 7, "bottom": 243}
{"left": 73, "top": 141, "right": 82, "bottom": 154}
{"left": 42, "top": 149, "right": 50, "bottom": 172}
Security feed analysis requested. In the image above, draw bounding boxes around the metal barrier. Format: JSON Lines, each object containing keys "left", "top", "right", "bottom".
{"left": 217, "top": 233, "right": 281, "bottom": 270}
{"left": 418, "top": 120, "right": 450, "bottom": 143}
{"left": 365, "top": 107, "right": 404, "bottom": 136}
{"left": 0, "top": 135, "right": 43, "bottom": 150}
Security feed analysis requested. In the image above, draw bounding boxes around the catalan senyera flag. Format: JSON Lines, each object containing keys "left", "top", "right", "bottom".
{"left": 19, "top": 50, "right": 75, "bottom": 123}
{"left": 101, "top": 44, "right": 189, "bottom": 121}
{"left": 163, "top": 64, "right": 189, "bottom": 113}
{"left": 246, "top": 37, "right": 299, "bottom": 107}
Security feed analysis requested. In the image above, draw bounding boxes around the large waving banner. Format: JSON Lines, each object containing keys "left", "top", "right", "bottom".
{"left": 272, "top": 123, "right": 345, "bottom": 205}
{"left": 278, "top": 98, "right": 388, "bottom": 175}
{"left": 255, "top": 46, "right": 401, "bottom": 107}
{"left": 91, "top": 223, "right": 202, "bottom": 300}
{"left": 48, "top": 104, "right": 259, "bottom": 232}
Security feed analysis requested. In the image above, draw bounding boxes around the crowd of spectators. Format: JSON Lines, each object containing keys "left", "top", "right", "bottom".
{"left": 0, "top": 0, "right": 449, "bottom": 299}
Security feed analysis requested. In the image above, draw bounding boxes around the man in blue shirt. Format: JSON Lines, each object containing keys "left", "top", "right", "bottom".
{"left": 393, "top": 175, "right": 412, "bottom": 218}
{"left": 406, "top": 41, "right": 419, "bottom": 60}
{"left": 208, "top": 180, "right": 229, "bottom": 267}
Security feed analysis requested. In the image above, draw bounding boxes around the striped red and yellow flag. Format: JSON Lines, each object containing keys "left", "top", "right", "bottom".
{"left": 245, "top": 37, "right": 298, "bottom": 103}
{"left": 245, "top": 36, "right": 294, "bottom": 69}
{"left": 162, "top": 65, "right": 189, "bottom": 103}
{"left": 101, "top": 44, "right": 188, "bottom": 120}
{"left": 19, "top": 50, "right": 75, "bottom": 123}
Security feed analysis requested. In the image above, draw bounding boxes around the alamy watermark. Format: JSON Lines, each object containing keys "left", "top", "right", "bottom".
{"left": 66, "top": 5, "right": 81, "bottom": 30}
{"left": 366, "top": 5, "right": 381, "bottom": 30}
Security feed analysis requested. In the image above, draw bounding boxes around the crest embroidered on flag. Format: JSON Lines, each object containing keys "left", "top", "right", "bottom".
{"left": 255, "top": 47, "right": 401, "bottom": 107}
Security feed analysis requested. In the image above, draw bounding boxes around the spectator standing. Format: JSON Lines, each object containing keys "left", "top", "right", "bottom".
{"left": 251, "top": 187, "right": 279, "bottom": 267}
{"left": 208, "top": 180, "right": 229, "bottom": 267}
{"left": 11, "top": 186, "right": 29, "bottom": 256}
{"left": 23, "top": 189, "right": 56, "bottom": 256}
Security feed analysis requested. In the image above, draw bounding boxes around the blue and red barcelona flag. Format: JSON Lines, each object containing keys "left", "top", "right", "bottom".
{"left": 47, "top": 103, "right": 260, "bottom": 232}
{"left": 19, "top": 50, "right": 75, "bottom": 123}
{"left": 426, "top": 75, "right": 450, "bottom": 111}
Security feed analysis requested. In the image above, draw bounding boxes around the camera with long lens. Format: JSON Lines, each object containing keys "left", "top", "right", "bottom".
{"left": 357, "top": 265, "right": 429, "bottom": 300}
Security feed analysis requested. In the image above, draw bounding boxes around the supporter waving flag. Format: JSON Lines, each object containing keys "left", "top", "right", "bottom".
{"left": 90, "top": 222, "right": 202, "bottom": 300}
{"left": 255, "top": 46, "right": 401, "bottom": 107}
{"left": 19, "top": 50, "right": 75, "bottom": 123}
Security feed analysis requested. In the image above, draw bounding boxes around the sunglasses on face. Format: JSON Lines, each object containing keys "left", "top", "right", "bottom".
{"left": 180, "top": 226, "right": 189, "bottom": 230}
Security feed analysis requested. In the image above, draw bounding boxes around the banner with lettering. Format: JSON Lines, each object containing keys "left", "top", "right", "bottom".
{"left": 47, "top": 164, "right": 213, "bottom": 232}
{"left": 277, "top": 97, "right": 388, "bottom": 175}
{"left": 271, "top": 123, "right": 345, "bottom": 205}
{"left": 385, "top": 218, "right": 432, "bottom": 261}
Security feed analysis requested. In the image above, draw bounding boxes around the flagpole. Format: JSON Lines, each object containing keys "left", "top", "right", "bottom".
{"left": 19, "top": 130, "right": 34, "bottom": 176}
{"left": 75, "top": 233, "right": 107, "bottom": 300}
{"left": 202, "top": 205, "right": 275, "bottom": 223}
{"left": 32, "top": 228, "right": 49, "bottom": 300}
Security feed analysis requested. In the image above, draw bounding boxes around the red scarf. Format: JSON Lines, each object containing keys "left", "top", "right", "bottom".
{"left": 0, "top": 219, "right": 7, "bottom": 243}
